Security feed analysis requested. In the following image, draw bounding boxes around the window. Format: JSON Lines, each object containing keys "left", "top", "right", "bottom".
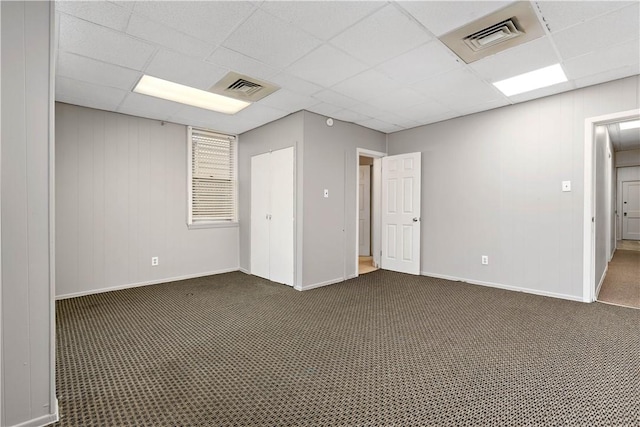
{"left": 188, "top": 126, "right": 237, "bottom": 227}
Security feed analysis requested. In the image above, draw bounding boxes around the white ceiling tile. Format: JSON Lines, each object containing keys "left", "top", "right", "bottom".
{"left": 145, "top": 50, "right": 228, "bottom": 90}
{"left": 330, "top": 109, "right": 372, "bottom": 123}
{"left": 552, "top": 3, "right": 640, "bottom": 60}
{"left": 56, "top": 0, "right": 132, "bottom": 31}
{"left": 56, "top": 76, "right": 128, "bottom": 110}
{"left": 234, "top": 103, "right": 290, "bottom": 124}
{"left": 59, "top": 14, "right": 156, "bottom": 70}
{"left": 57, "top": 51, "right": 141, "bottom": 91}
{"left": 259, "top": 1, "right": 383, "bottom": 40}
{"left": 508, "top": 80, "right": 575, "bottom": 104}
{"left": 456, "top": 99, "right": 509, "bottom": 116}
{"left": 222, "top": 9, "right": 321, "bottom": 68}
{"left": 347, "top": 103, "right": 388, "bottom": 119}
{"left": 413, "top": 68, "right": 504, "bottom": 110}
{"left": 307, "top": 102, "right": 343, "bottom": 116}
{"left": 126, "top": 14, "right": 214, "bottom": 59}
{"left": 312, "top": 90, "right": 360, "bottom": 109}
{"left": 355, "top": 118, "right": 400, "bottom": 133}
{"left": 331, "top": 69, "right": 399, "bottom": 102}
{"left": 366, "top": 88, "right": 431, "bottom": 112}
{"left": 206, "top": 47, "right": 280, "bottom": 81}
{"left": 132, "top": 1, "right": 256, "bottom": 45}
{"left": 117, "top": 92, "right": 183, "bottom": 117}
{"left": 470, "top": 37, "right": 559, "bottom": 82}
{"left": 573, "top": 64, "right": 640, "bottom": 90}
{"left": 331, "top": 5, "right": 431, "bottom": 66}
{"left": 268, "top": 73, "right": 322, "bottom": 96}
{"left": 398, "top": 1, "right": 512, "bottom": 37}
{"left": 109, "top": 1, "right": 135, "bottom": 11}
{"left": 537, "top": 1, "right": 634, "bottom": 32}
{"left": 564, "top": 39, "right": 640, "bottom": 81}
{"left": 287, "top": 45, "right": 368, "bottom": 87}
{"left": 393, "top": 99, "right": 452, "bottom": 122}
{"left": 257, "top": 89, "right": 317, "bottom": 112}
{"left": 376, "top": 41, "right": 463, "bottom": 84}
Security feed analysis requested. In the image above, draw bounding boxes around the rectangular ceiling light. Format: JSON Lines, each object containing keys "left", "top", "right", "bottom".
{"left": 133, "top": 75, "right": 250, "bottom": 114}
{"left": 619, "top": 120, "right": 640, "bottom": 130}
{"left": 492, "top": 64, "right": 568, "bottom": 97}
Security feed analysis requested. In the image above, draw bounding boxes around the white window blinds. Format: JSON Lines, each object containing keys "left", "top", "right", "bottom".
{"left": 189, "top": 127, "right": 237, "bottom": 223}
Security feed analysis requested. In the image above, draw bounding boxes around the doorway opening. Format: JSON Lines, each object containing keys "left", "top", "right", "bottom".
{"left": 356, "top": 149, "right": 385, "bottom": 276}
{"left": 585, "top": 109, "right": 640, "bottom": 308}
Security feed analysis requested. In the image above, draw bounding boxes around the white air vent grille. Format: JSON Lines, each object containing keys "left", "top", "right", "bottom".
{"left": 209, "top": 72, "right": 280, "bottom": 102}
{"left": 439, "top": 2, "right": 544, "bottom": 64}
{"left": 463, "top": 18, "right": 523, "bottom": 52}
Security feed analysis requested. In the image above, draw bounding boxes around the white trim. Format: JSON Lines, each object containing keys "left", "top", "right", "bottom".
{"left": 595, "top": 265, "right": 608, "bottom": 297}
{"left": 295, "top": 277, "right": 345, "bottom": 292}
{"left": 596, "top": 299, "right": 639, "bottom": 310}
{"left": 55, "top": 268, "right": 239, "bottom": 300}
{"left": 239, "top": 267, "right": 250, "bottom": 275}
{"left": 8, "top": 399, "right": 58, "bottom": 427}
{"left": 421, "top": 271, "right": 584, "bottom": 303}
{"left": 187, "top": 221, "right": 238, "bottom": 230}
{"left": 0, "top": 2, "right": 3, "bottom": 423}
{"left": 583, "top": 109, "right": 640, "bottom": 303}
{"left": 354, "top": 148, "right": 386, "bottom": 279}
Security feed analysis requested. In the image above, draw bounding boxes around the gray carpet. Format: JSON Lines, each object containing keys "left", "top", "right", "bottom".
{"left": 55, "top": 271, "right": 639, "bottom": 426}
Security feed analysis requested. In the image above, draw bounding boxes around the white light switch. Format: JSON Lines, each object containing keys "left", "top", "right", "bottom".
{"left": 562, "top": 181, "right": 571, "bottom": 192}
{"left": 324, "top": 189, "right": 329, "bottom": 198}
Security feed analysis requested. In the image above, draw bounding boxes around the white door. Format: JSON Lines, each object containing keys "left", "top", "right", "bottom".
{"left": 358, "top": 165, "right": 371, "bottom": 256}
{"left": 622, "top": 180, "right": 640, "bottom": 240}
{"left": 381, "top": 152, "right": 421, "bottom": 275}
{"left": 250, "top": 152, "right": 270, "bottom": 280}
{"left": 269, "top": 147, "right": 294, "bottom": 286}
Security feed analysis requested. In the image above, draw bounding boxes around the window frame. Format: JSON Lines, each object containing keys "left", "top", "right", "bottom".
{"left": 187, "top": 126, "right": 239, "bottom": 229}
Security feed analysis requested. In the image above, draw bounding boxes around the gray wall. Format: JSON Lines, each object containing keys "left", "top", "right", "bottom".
{"left": 238, "top": 112, "right": 304, "bottom": 285}
{"left": 615, "top": 149, "right": 640, "bottom": 168}
{"left": 55, "top": 103, "right": 239, "bottom": 298}
{"left": 302, "top": 111, "right": 386, "bottom": 288}
{"left": 1, "top": 2, "right": 57, "bottom": 426}
{"left": 388, "top": 76, "right": 640, "bottom": 301}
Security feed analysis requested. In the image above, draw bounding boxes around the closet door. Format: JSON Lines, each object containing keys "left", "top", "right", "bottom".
{"left": 269, "top": 147, "right": 294, "bottom": 286}
{"left": 250, "top": 152, "right": 270, "bottom": 280}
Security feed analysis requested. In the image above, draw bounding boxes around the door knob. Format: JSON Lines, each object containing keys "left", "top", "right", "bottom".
{"left": 624, "top": 212, "right": 627, "bottom": 216}
{"left": 413, "top": 217, "right": 420, "bottom": 222}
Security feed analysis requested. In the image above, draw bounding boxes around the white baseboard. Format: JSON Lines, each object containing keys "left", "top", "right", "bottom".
{"left": 421, "top": 271, "right": 585, "bottom": 303}
{"left": 296, "top": 276, "right": 345, "bottom": 291}
{"left": 239, "top": 267, "right": 250, "bottom": 274}
{"left": 10, "top": 399, "right": 58, "bottom": 427}
{"left": 595, "top": 265, "right": 608, "bottom": 297}
{"left": 56, "top": 267, "right": 240, "bottom": 300}
{"left": 346, "top": 273, "right": 357, "bottom": 280}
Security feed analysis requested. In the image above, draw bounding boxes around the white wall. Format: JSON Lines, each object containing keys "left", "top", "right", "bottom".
{"left": 594, "top": 126, "right": 615, "bottom": 291}
{"left": 615, "top": 149, "right": 640, "bottom": 168}
{"left": 1, "top": 2, "right": 57, "bottom": 426}
{"left": 387, "top": 76, "right": 640, "bottom": 301}
{"left": 301, "top": 111, "right": 386, "bottom": 288}
{"left": 55, "top": 103, "right": 239, "bottom": 298}
{"left": 617, "top": 166, "right": 640, "bottom": 240}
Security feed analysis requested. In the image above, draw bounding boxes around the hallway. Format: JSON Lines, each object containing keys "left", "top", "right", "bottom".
{"left": 597, "top": 243, "right": 640, "bottom": 309}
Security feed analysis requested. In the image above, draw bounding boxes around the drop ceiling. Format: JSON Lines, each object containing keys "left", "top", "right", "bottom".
{"left": 607, "top": 122, "right": 640, "bottom": 152}
{"left": 55, "top": 1, "right": 640, "bottom": 135}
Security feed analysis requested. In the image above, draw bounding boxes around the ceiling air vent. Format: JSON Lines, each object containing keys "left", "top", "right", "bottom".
{"left": 209, "top": 72, "right": 280, "bottom": 102}
{"left": 463, "top": 18, "right": 523, "bottom": 52}
{"left": 439, "top": 2, "right": 545, "bottom": 64}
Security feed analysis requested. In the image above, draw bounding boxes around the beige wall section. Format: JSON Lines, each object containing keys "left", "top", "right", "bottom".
{"left": 55, "top": 103, "right": 239, "bottom": 298}
{"left": 616, "top": 166, "right": 640, "bottom": 239}
{"left": 594, "top": 126, "right": 615, "bottom": 290}
{"left": 615, "top": 149, "right": 640, "bottom": 167}
{"left": 238, "top": 112, "right": 304, "bottom": 285}
{"left": 302, "top": 111, "right": 386, "bottom": 288}
{"left": 1, "top": 2, "right": 57, "bottom": 426}
{"left": 388, "top": 76, "right": 640, "bottom": 301}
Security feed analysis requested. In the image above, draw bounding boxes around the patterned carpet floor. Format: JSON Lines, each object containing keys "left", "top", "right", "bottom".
{"left": 55, "top": 271, "right": 639, "bottom": 426}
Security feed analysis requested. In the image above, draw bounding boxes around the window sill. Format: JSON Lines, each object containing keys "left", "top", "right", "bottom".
{"left": 187, "top": 221, "right": 239, "bottom": 230}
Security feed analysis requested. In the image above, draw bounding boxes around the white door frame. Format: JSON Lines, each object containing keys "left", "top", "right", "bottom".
{"left": 355, "top": 148, "right": 386, "bottom": 277}
{"left": 583, "top": 108, "right": 640, "bottom": 302}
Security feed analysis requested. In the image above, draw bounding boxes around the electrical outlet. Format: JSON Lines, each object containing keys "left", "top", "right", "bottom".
{"left": 152, "top": 256, "right": 159, "bottom": 266}
{"left": 324, "top": 189, "right": 329, "bottom": 198}
{"left": 481, "top": 255, "right": 489, "bottom": 265}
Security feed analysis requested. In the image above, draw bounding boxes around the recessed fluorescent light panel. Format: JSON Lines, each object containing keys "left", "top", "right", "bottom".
{"left": 492, "top": 64, "right": 568, "bottom": 97}
{"left": 133, "top": 75, "right": 250, "bottom": 114}
{"left": 619, "top": 120, "right": 640, "bottom": 130}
